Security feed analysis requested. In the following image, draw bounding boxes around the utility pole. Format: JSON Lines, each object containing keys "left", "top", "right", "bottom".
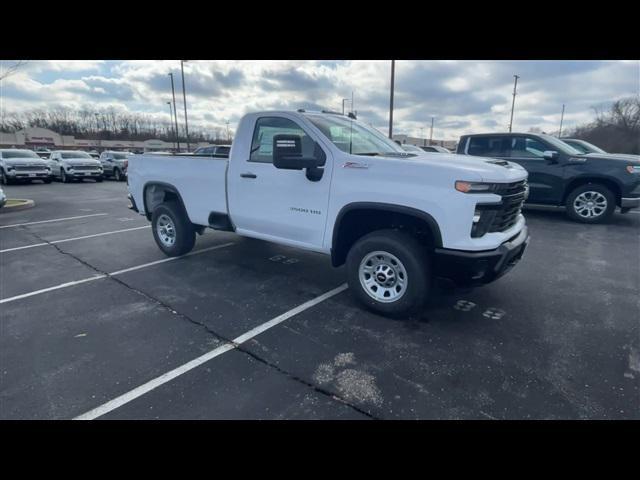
{"left": 429, "top": 117, "right": 434, "bottom": 145}
{"left": 168, "top": 73, "right": 181, "bottom": 151}
{"left": 167, "top": 101, "right": 176, "bottom": 151}
{"left": 180, "top": 60, "right": 190, "bottom": 151}
{"left": 388, "top": 60, "right": 395, "bottom": 139}
{"left": 508, "top": 74, "right": 520, "bottom": 133}
{"left": 558, "top": 104, "right": 565, "bottom": 138}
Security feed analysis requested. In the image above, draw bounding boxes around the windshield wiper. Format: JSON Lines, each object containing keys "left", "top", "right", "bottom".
{"left": 354, "top": 152, "right": 380, "bottom": 156}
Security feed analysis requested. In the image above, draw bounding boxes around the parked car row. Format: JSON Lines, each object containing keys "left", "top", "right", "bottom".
{"left": 0, "top": 149, "right": 130, "bottom": 185}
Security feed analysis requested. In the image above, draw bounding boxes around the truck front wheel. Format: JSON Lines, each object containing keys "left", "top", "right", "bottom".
{"left": 346, "top": 229, "right": 431, "bottom": 317}
{"left": 565, "top": 184, "right": 615, "bottom": 223}
{"left": 151, "top": 201, "right": 196, "bottom": 257}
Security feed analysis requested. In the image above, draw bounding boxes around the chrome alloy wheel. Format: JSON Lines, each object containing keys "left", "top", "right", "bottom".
{"left": 574, "top": 191, "right": 608, "bottom": 218}
{"left": 358, "top": 251, "right": 408, "bottom": 303}
{"left": 156, "top": 214, "right": 176, "bottom": 247}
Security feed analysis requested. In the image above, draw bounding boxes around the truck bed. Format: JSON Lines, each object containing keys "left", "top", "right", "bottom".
{"left": 128, "top": 154, "right": 229, "bottom": 226}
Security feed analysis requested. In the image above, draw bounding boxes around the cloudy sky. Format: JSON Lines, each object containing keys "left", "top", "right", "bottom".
{"left": 1, "top": 60, "right": 638, "bottom": 140}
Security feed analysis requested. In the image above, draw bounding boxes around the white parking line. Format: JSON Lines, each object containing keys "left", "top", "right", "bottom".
{"left": 0, "top": 242, "right": 235, "bottom": 305}
{"left": 0, "top": 213, "right": 108, "bottom": 229}
{"left": 0, "top": 226, "right": 151, "bottom": 253}
{"left": 73, "top": 283, "right": 349, "bottom": 420}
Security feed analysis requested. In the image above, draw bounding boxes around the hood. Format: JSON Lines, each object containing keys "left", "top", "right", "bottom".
{"left": 583, "top": 152, "right": 640, "bottom": 163}
{"left": 62, "top": 158, "right": 102, "bottom": 167}
{"left": 382, "top": 152, "right": 528, "bottom": 183}
{"left": 3, "top": 158, "right": 49, "bottom": 168}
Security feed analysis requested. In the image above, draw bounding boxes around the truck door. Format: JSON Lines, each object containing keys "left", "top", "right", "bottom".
{"left": 228, "top": 115, "right": 333, "bottom": 251}
{"left": 504, "top": 136, "right": 565, "bottom": 204}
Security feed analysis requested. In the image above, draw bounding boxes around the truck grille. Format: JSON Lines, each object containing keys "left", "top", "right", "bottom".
{"left": 14, "top": 165, "right": 47, "bottom": 172}
{"left": 488, "top": 180, "right": 527, "bottom": 232}
{"left": 74, "top": 165, "right": 101, "bottom": 171}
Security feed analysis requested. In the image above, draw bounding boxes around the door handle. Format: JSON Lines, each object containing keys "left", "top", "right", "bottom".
{"left": 240, "top": 173, "right": 257, "bottom": 179}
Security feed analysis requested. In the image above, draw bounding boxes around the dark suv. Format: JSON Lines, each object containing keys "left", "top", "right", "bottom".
{"left": 457, "top": 132, "right": 640, "bottom": 223}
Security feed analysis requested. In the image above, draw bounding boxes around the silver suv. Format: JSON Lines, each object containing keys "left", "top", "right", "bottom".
{"left": 99, "top": 151, "right": 129, "bottom": 181}
{"left": 0, "top": 149, "right": 52, "bottom": 184}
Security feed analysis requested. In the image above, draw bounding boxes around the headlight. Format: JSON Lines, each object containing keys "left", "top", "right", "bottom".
{"left": 455, "top": 181, "right": 498, "bottom": 193}
{"left": 626, "top": 165, "right": 640, "bottom": 174}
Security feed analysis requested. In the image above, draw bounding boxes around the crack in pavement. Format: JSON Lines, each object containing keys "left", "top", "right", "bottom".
{"left": 21, "top": 227, "right": 378, "bottom": 420}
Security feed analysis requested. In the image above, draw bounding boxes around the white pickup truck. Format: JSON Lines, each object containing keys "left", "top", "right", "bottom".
{"left": 128, "top": 110, "right": 530, "bottom": 316}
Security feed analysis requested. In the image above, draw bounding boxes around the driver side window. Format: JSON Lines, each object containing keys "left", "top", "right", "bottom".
{"left": 249, "top": 117, "right": 313, "bottom": 163}
{"left": 508, "top": 137, "right": 548, "bottom": 158}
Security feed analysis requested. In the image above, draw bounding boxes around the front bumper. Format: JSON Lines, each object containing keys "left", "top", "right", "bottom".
{"left": 69, "top": 171, "right": 102, "bottom": 178}
{"left": 433, "top": 226, "right": 529, "bottom": 286}
{"left": 8, "top": 171, "right": 50, "bottom": 179}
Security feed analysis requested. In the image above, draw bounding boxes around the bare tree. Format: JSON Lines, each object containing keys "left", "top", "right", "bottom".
{"left": 0, "top": 60, "right": 27, "bottom": 81}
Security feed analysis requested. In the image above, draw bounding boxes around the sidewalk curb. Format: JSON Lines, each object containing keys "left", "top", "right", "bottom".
{"left": 0, "top": 199, "right": 36, "bottom": 213}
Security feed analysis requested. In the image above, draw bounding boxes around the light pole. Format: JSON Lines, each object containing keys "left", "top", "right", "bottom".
{"left": 168, "top": 72, "right": 181, "bottom": 151}
{"left": 167, "top": 101, "right": 176, "bottom": 151}
{"left": 388, "top": 60, "right": 395, "bottom": 139}
{"left": 180, "top": 60, "right": 190, "bottom": 151}
{"left": 558, "top": 104, "right": 565, "bottom": 138}
{"left": 508, "top": 74, "right": 520, "bottom": 133}
{"left": 342, "top": 98, "right": 349, "bottom": 115}
{"left": 429, "top": 117, "right": 434, "bottom": 145}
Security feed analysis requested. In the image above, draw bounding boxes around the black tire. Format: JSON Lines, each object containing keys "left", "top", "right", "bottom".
{"left": 43, "top": 177, "right": 52, "bottom": 184}
{"left": 114, "top": 168, "right": 123, "bottom": 182}
{"left": 346, "top": 229, "right": 431, "bottom": 317}
{"left": 151, "top": 201, "right": 196, "bottom": 257}
{"left": 61, "top": 169, "right": 69, "bottom": 183}
{"left": 565, "top": 184, "right": 616, "bottom": 224}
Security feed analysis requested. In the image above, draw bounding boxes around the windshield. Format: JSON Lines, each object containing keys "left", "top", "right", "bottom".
{"left": 112, "top": 153, "right": 128, "bottom": 159}
{"left": 2, "top": 150, "right": 41, "bottom": 159}
{"left": 61, "top": 152, "right": 91, "bottom": 159}
{"left": 401, "top": 144, "right": 425, "bottom": 153}
{"left": 304, "top": 114, "right": 409, "bottom": 157}
{"left": 539, "top": 134, "right": 582, "bottom": 155}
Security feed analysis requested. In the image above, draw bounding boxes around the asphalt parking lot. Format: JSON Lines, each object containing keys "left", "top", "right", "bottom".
{"left": 1, "top": 179, "right": 638, "bottom": 420}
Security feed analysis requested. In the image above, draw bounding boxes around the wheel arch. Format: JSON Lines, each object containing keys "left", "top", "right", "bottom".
{"left": 563, "top": 176, "right": 622, "bottom": 206}
{"left": 331, "top": 202, "right": 443, "bottom": 267}
{"left": 143, "top": 181, "right": 192, "bottom": 222}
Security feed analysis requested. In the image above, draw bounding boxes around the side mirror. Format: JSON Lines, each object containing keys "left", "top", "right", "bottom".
{"left": 272, "top": 134, "right": 320, "bottom": 170}
{"left": 543, "top": 150, "right": 559, "bottom": 162}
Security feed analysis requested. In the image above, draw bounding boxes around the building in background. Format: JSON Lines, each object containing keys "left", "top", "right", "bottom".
{"left": 393, "top": 134, "right": 457, "bottom": 152}
{"left": 0, "top": 127, "right": 213, "bottom": 152}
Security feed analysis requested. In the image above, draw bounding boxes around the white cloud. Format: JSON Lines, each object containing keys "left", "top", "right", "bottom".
{"left": 1, "top": 60, "right": 638, "bottom": 141}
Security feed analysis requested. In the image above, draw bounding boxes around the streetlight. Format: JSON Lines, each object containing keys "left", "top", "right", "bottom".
{"left": 508, "top": 75, "right": 520, "bottom": 133}
{"left": 180, "top": 60, "right": 190, "bottom": 151}
{"left": 388, "top": 60, "right": 395, "bottom": 139}
{"left": 168, "top": 72, "right": 181, "bottom": 151}
{"left": 429, "top": 117, "right": 434, "bottom": 146}
{"left": 167, "top": 101, "right": 176, "bottom": 151}
{"left": 558, "top": 104, "right": 566, "bottom": 138}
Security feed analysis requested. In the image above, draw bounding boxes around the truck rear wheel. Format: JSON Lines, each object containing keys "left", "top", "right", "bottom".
{"left": 565, "top": 184, "right": 615, "bottom": 224}
{"left": 346, "top": 229, "right": 431, "bottom": 317}
{"left": 151, "top": 201, "right": 196, "bottom": 257}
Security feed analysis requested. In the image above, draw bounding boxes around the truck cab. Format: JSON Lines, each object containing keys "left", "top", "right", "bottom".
{"left": 457, "top": 132, "right": 640, "bottom": 223}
